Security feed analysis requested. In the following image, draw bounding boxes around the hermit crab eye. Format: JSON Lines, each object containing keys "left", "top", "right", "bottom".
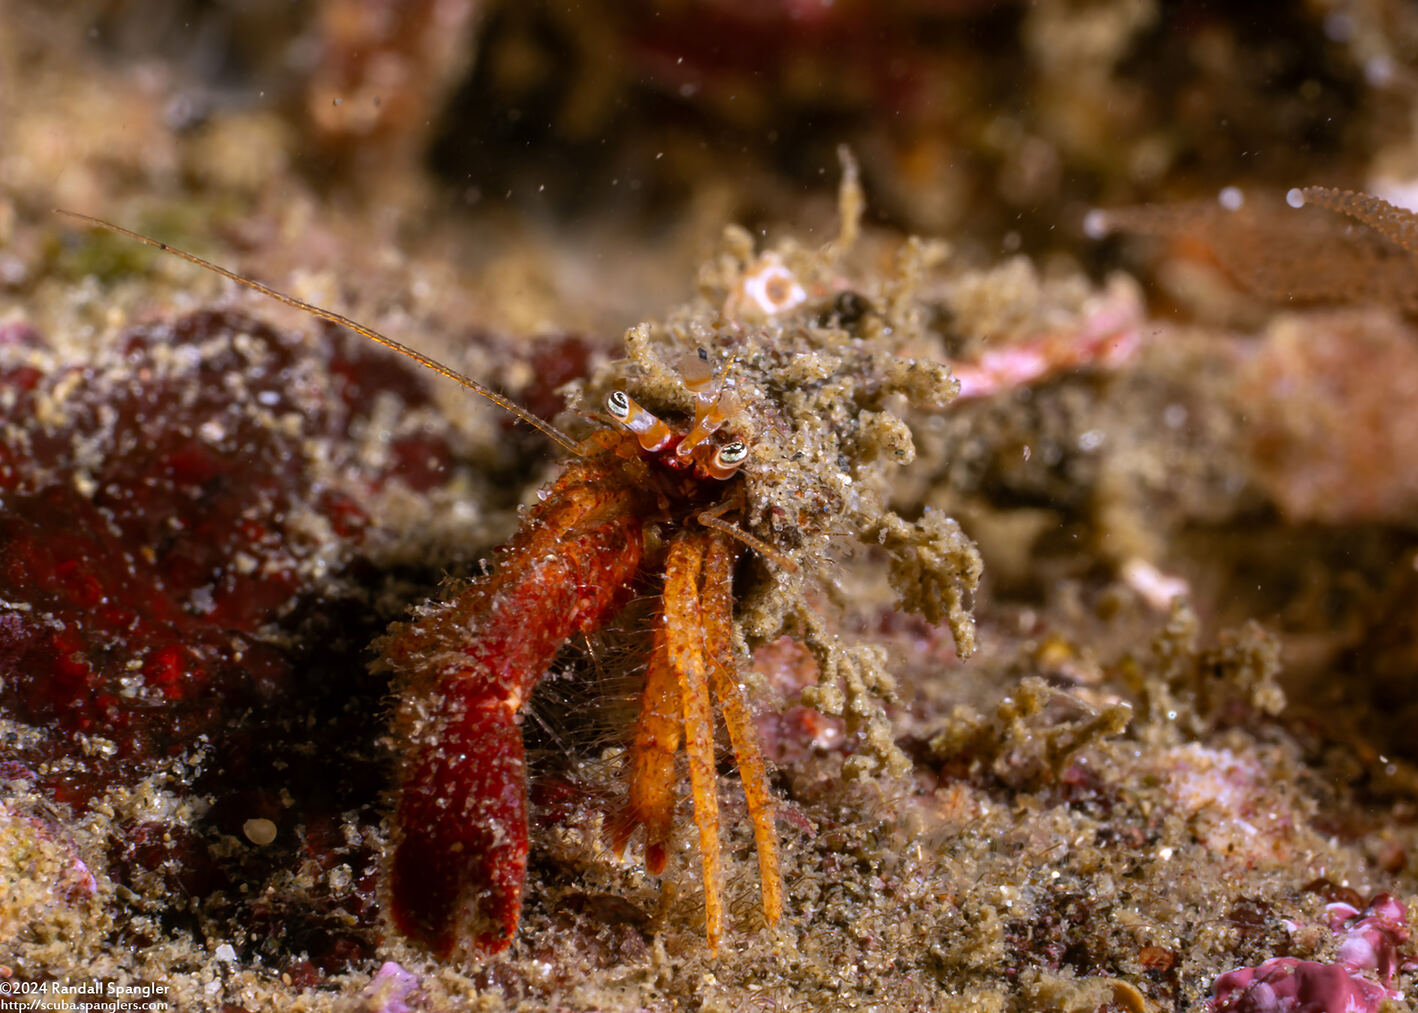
{"left": 717, "top": 441, "right": 749, "bottom": 465}
{"left": 606, "top": 389, "right": 676, "bottom": 453}
{"left": 701, "top": 439, "right": 749, "bottom": 480}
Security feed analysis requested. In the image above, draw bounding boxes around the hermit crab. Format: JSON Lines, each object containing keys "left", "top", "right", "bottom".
{"left": 59, "top": 185, "right": 981, "bottom": 959}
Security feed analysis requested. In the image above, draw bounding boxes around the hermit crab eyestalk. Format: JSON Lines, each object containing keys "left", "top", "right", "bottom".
{"left": 676, "top": 387, "right": 739, "bottom": 461}
{"left": 704, "top": 439, "right": 749, "bottom": 480}
{"left": 606, "top": 389, "right": 675, "bottom": 452}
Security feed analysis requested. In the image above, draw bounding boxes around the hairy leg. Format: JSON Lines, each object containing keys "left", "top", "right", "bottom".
{"left": 617, "top": 529, "right": 784, "bottom": 952}
{"left": 661, "top": 533, "right": 725, "bottom": 952}
{"left": 612, "top": 624, "right": 682, "bottom": 875}
{"left": 701, "top": 533, "right": 783, "bottom": 929}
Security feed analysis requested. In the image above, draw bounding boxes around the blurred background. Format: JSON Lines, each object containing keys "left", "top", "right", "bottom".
{"left": 8, "top": 0, "right": 1417, "bottom": 292}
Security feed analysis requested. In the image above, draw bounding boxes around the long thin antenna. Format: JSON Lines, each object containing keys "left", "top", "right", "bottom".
{"left": 55, "top": 209, "right": 582, "bottom": 455}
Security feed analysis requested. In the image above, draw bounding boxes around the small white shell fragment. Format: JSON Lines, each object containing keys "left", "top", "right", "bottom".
{"left": 728, "top": 252, "right": 807, "bottom": 319}
{"left": 242, "top": 817, "right": 278, "bottom": 846}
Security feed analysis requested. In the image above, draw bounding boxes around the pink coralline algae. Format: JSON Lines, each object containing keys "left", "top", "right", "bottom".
{"left": 357, "top": 961, "right": 422, "bottom": 1013}
{"left": 950, "top": 289, "right": 1144, "bottom": 401}
{"left": 1211, "top": 894, "right": 1411, "bottom": 1013}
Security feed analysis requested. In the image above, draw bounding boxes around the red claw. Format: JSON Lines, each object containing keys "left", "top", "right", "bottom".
{"left": 390, "top": 677, "right": 530, "bottom": 956}
{"left": 384, "top": 462, "right": 645, "bottom": 956}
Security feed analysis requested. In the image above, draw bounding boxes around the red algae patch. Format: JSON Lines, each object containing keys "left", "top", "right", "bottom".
{"left": 0, "top": 308, "right": 475, "bottom": 983}
{"left": 1, "top": 310, "right": 456, "bottom": 803}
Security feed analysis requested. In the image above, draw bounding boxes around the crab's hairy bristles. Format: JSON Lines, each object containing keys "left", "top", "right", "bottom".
{"left": 55, "top": 209, "right": 581, "bottom": 455}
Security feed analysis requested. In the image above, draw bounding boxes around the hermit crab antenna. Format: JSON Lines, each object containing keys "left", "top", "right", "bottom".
{"left": 55, "top": 209, "right": 582, "bottom": 456}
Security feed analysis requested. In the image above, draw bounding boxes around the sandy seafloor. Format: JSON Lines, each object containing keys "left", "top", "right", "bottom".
{"left": 6, "top": 3, "right": 1418, "bottom": 1011}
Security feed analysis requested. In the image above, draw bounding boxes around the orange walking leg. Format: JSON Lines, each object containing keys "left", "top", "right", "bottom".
{"left": 662, "top": 534, "right": 724, "bottom": 952}
{"left": 612, "top": 624, "right": 682, "bottom": 875}
{"left": 701, "top": 532, "right": 783, "bottom": 929}
{"left": 620, "top": 530, "right": 785, "bottom": 952}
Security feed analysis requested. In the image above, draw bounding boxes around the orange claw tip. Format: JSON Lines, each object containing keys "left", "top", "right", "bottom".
{"left": 608, "top": 810, "right": 670, "bottom": 874}
{"left": 608, "top": 815, "right": 635, "bottom": 860}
